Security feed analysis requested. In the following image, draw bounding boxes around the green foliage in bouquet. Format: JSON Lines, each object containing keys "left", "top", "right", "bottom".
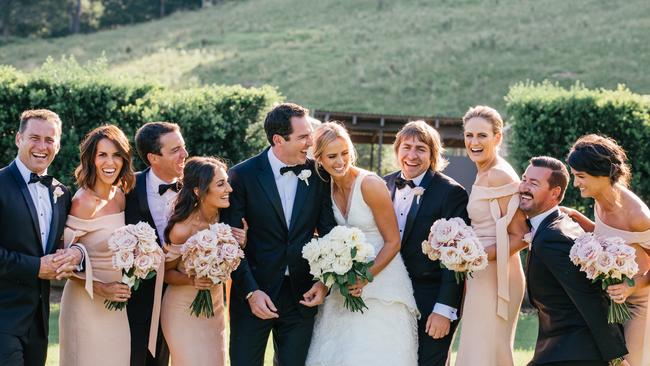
{"left": 506, "top": 81, "right": 650, "bottom": 216}
{"left": 104, "top": 269, "right": 157, "bottom": 311}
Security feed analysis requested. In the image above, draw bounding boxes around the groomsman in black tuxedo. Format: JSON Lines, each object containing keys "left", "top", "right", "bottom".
{"left": 0, "top": 109, "right": 82, "bottom": 366}
{"left": 223, "top": 103, "right": 337, "bottom": 366}
{"left": 384, "top": 121, "right": 468, "bottom": 366}
{"left": 520, "top": 156, "right": 628, "bottom": 366}
{"left": 125, "top": 122, "right": 187, "bottom": 366}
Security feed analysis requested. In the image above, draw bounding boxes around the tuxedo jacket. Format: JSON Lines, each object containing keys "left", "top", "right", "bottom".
{"left": 0, "top": 161, "right": 71, "bottom": 336}
{"left": 124, "top": 168, "right": 161, "bottom": 324}
{"left": 527, "top": 210, "right": 627, "bottom": 363}
{"left": 223, "top": 148, "right": 337, "bottom": 317}
{"left": 384, "top": 169, "right": 468, "bottom": 316}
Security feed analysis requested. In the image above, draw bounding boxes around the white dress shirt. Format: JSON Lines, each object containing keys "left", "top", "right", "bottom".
{"left": 146, "top": 169, "right": 178, "bottom": 245}
{"left": 529, "top": 206, "right": 559, "bottom": 239}
{"left": 393, "top": 171, "right": 458, "bottom": 321}
{"left": 15, "top": 157, "right": 52, "bottom": 252}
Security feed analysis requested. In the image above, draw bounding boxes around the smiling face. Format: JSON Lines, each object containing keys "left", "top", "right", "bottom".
{"left": 94, "top": 138, "right": 124, "bottom": 186}
{"left": 15, "top": 118, "right": 61, "bottom": 174}
{"left": 202, "top": 166, "right": 232, "bottom": 210}
{"left": 273, "top": 116, "right": 313, "bottom": 165}
{"left": 318, "top": 137, "right": 353, "bottom": 178}
{"left": 396, "top": 136, "right": 431, "bottom": 180}
{"left": 570, "top": 168, "right": 611, "bottom": 198}
{"left": 149, "top": 131, "right": 187, "bottom": 182}
{"left": 519, "top": 165, "right": 561, "bottom": 217}
{"left": 464, "top": 117, "right": 501, "bottom": 164}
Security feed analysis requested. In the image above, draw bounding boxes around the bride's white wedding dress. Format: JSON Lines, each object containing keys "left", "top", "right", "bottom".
{"left": 306, "top": 170, "right": 419, "bottom": 366}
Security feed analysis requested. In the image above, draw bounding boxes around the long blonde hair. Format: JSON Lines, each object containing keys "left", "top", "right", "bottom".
{"left": 312, "top": 122, "right": 357, "bottom": 179}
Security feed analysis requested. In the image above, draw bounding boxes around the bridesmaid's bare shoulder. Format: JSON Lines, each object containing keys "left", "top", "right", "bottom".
{"left": 70, "top": 189, "right": 101, "bottom": 219}
{"left": 487, "top": 161, "right": 519, "bottom": 188}
{"left": 621, "top": 189, "right": 650, "bottom": 232}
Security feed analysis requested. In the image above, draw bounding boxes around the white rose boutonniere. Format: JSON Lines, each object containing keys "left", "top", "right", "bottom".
{"left": 298, "top": 169, "right": 312, "bottom": 186}
{"left": 412, "top": 187, "right": 425, "bottom": 204}
{"left": 523, "top": 232, "right": 533, "bottom": 247}
{"left": 53, "top": 186, "right": 64, "bottom": 204}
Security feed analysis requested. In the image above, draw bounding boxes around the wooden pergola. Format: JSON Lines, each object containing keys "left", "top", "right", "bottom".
{"left": 312, "top": 110, "right": 464, "bottom": 172}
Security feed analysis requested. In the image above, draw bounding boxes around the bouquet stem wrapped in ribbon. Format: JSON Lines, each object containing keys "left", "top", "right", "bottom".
{"left": 302, "top": 226, "right": 375, "bottom": 313}
{"left": 106, "top": 222, "right": 164, "bottom": 311}
{"left": 570, "top": 233, "right": 638, "bottom": 324}
{"left": 181, "top": 223, "right": 244, "bottom": 318}
{"left": 421, "top": 217, "right": 488, "bottom": 284}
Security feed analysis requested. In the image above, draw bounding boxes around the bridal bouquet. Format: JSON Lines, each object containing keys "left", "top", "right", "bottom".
{"left": 181, "top": 223, "right": 244, "bottom": 318}
{"left": 107, "top": 222, "right": 164, "bottom": 310}
{"left": 422, "top": 217, "right": 488, "bottom": 284}
{"left": 569, "top": 233, "right": 638, "bottom": 323}
{"left": 302, "top": 226, "right": 375, "bottom": 313}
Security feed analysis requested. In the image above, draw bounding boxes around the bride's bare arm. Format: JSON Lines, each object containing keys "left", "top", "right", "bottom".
{"left": 360, "top": 175, "right": 401, "bottom": 278}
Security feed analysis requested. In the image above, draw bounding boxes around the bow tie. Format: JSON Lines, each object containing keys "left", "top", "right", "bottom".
{"left": 525, "top": 218, "right": 532, "bottom": 230}
{"left": 29, "top": 173, "right": 53, "bottom": 187}
{"left": 158, "top": 182, "right": 179, "bottom": 195}
{"left": 395, "top": 177, "right": 416, "bottom": 190}
{"left": 280, "top": 165, "right": 306, "bottom": 176}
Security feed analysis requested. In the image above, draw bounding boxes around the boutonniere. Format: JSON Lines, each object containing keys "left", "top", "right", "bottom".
{"left": 53, "top": 186, "right": 64, "bottom": 204}
{"left": 297, "top": 169, "right": 312, "bottom": 186}
{"left": 523, "top": 232, "right": 533, "bottom": 247}
{"left": 412, "top": 187, "right": 425, "bottom": 204}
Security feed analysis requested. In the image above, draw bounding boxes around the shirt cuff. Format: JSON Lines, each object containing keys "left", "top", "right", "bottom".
{"left": 70, "top": 245, "right": 85, "bottom": 272}
{"left": 432, "top": 303, "right": 458, "bottom": 321}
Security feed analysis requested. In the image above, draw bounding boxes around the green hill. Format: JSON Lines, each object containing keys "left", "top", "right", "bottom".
{"left": 1, "top": 0, "right": 648, "bottom": 116}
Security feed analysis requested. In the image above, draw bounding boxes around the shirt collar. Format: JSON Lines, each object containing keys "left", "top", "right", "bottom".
{"left": 529, "top": 206, "right": 559, "bottom": 232}
{"left": 267, "top": 148, "right": 289, "bottom": 179}
{"left": 148, "top": 169, "right": 177, "bottom": 191}
{"left": 400, "top": 170, "right": 427, "bottom": 187}
{"left": 15, "top": 157, "right": 46, "bottom": 184}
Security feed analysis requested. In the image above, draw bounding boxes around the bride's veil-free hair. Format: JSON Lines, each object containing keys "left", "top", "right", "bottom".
{"left": 312, "top": 121, "right": 357, "bottom": 181}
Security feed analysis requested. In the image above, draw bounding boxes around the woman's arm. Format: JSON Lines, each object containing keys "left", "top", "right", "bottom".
{"left": 560, "top": 206, "right": 595, "bottom": 232}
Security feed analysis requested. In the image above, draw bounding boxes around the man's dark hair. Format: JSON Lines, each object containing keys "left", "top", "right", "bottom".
{"left": 530, "top": 156, "right": 570, "bottom": 202}
{"left": 264, "top": 103, "right": 308, "bottom": 146}
{"left": 135, "top": 122, "right": 180, "bottom": 166}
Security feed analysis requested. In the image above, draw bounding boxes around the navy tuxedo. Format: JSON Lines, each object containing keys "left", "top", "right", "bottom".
{"left": 384, "top": 169, "right": 468, "bottom": 366}
{"left": 0, "top": 161, "right": 71, "bottom": 366}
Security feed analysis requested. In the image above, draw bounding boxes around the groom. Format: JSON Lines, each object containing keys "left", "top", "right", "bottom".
{"left": 224, "top": 103, "right": 337, "bottom": 366}
{"left": 0, "top": 109, "right": 82, "bottom": 366}
{"left": 384, "top": 121, "right": 468, "bottom": 366}
{"left": 520, "top": 156, "right": 628, "bottom": 366}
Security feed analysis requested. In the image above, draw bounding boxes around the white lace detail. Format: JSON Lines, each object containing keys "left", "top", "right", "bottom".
{"left": 306, "top": 170, "right": 419, "bottom": 366}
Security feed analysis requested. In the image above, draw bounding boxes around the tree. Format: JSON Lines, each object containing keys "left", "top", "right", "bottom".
{"left": 69, "top": 0, "right": 82, "bottom": 34}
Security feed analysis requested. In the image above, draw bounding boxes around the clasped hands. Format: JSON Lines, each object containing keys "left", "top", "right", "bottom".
{"left": 248, "top": 281, "right": 329, "bottom": 320}
{"left": 38, "top": 247, "right": 83, "bottom": 280}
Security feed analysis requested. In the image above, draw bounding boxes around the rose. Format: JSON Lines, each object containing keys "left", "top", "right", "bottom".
{"left": 575, "top": 240, "right": 603, "bottom": 265}
{"left": 583, "top": 264, "right": 598, "bottom": 280}
{"left": 431, "top": 219, "right": 462, "bottom": 245}
{"left": 439, "top": 246, "right": 463, "bottom": 267}
{"left": 457, "top": 238, "right": 481, "bottom": 262}
{"left": 113, "top": 250, "right": 135, "bottom": 271}
{"left": 297, "top": 169, "right": 312, "bottom": 185}
{"left": 594, "top": 252, "right": 615, "bottom": 275}
{"left": 469, "top": 254, "right": 488, "bottom": 272}
{"left": 620, "top": 258, "right": 639, "bottom": 278}
{"left": 131, "top": 222, "right": 158, "bottom": 244}
{"left": 332, "top": 257, "right": 353, "bottom": 275}
{"left": 523, "top": 232, "right": 533, "bottom": 245}
{"left": 133, "top": 255, "right": 155, "bottom": 278}
{"left": 108, "top": 228, "right": 138, "bottom": 252}
{"left": 221, "top": 243, "right": 244, "bottom": 261}
{"left": 353, "top": 242, "right": 375, "bottom": 262}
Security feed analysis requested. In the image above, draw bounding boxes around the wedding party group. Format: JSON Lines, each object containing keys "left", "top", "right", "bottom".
{"left": 0, "top": 102, "right": 649, "bottom": 366}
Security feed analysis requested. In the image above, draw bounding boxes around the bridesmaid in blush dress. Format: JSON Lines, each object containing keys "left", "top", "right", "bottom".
{"left": 564, "top": 134, "right": 650, "bottom": 366}
{"left": 59, "top": 125, "right": 142, "bottom": 366}
{"left": 455, "top": 106, "right": 530, "bottom": 366}
{"left": 161, "top": 157, "right": 247, "bottom": 366}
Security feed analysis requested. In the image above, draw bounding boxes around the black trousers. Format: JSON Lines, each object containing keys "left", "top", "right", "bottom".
{"left": 528, "top": 361, "right": 608, "bottom": 366}
{"left": 0, "top": 308, "right": 48, "bottom": 366}
{"left": 230, "top": 277, "right": 315, "bottom": 366}
{"left": 417, "top": 314, "right": 459, "bottom": 366}
{"left": 128, "top": 279, "right": 170, "bottom": 366}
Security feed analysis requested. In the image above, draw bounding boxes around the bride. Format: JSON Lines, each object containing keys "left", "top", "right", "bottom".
{"left": 306, "top": 122, "right": 419, "bottom": 365}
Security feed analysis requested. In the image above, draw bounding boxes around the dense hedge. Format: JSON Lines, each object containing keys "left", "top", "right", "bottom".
{"left": 505, "top": 81, "right": 650, "bottom": 214}
{"left": 0, "top": 58, "right": 281, "bottom": 187}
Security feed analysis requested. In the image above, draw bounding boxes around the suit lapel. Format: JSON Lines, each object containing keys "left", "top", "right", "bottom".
{"left": 256, "top": 152, "right": 288, "bottom": 232}
{"left": 527, "top": 210, "right": 560, "bottom": 276}
{"left": 386, "top": 172, "right": 398, "bottom": 201}
{"left": 136, "top": 168, "right": 157, "bottom": 231}
{"left": 9, "top": 162, "right": 44, "bottom": 254}
{"left": 44, "top": 182, "right": 61, "bottom": 254}
{"left": 289, "top": 167, "right": 312, "bottom": 234}
{"left": 401, "top": 170, "right": 434, "bottom": 245}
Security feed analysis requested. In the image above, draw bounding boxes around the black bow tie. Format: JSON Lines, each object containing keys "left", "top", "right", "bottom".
{"left": 525, "top": 219, "right": 532, "bottom": 230}
{"left": 158, "top": 182, "right": 179, "bottom": 195}
{"left": 29, "top": 173, "right": 53, "bottom": 187}
{"left": 280, "top": 165, "right": 307, "bottom": 176}
{"left": 395, "top": 177, "right": 416, "bottom": 190}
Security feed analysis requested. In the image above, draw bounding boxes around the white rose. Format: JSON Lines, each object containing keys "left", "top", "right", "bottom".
{"left": 431, "top": 219, "right": 462, "bottom": 245}
{"left": 221, "top": 243, "right": 244, "bottom": 261}
{"left": 302, "top": 239, "right": 322, "bottom": 264}
{"left": 130, "top": 222, "right": 158, "bottom": 243}
{"left": 469, "top": 254, "right": 488, "bottom": 272}
{"left": 108, "top": 228, "right": 138, "bottom": 253}
{"left": 583, "top": 264, "right": 598, "bottom": 280}
{"left": 575, "top": 239, "right": 603, "bottom": 266}
{"left": 113, "top": 250, "right": 135, "bottom": 271}
{"left": 457, "top": 238, "right": 481, "bottom": 262}
{"left": 439, "top": 246, "right": 463, "bottom": 267}
{"left": 133, "top": 255, "right": 156, "bottom": 278}
{"left": 332, "top": 257, "right": 352, "bottom": 275}
{"left": 594, "top": 252, "right": 615, "bottom": 275}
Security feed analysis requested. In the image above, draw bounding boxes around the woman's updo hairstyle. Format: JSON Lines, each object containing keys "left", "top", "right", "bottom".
{"left": 567, "top": 134, "right": 631, "bottom": 186}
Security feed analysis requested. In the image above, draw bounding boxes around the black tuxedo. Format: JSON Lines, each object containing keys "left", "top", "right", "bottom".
{"left": 384, "top": 169, "right": 468, "bottom": 366}
{"left": 223, "top": 148, "right": 336, "bottom": 366}
{"left": 124, "top": 168, "right": 169, "bottom": 366}
{"left": 0, "top": 161, "right": 71, "bottom": 366}
{"left": 526, "top": 209, "right": 627, "bottom": 365}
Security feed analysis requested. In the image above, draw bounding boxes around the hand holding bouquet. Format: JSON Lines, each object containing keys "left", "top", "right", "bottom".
{"left": 570, "top": 233, "right": 638, "bottom": 323}
{"left": 422, "top": 217, "right": 488, "bottom": 284}
{"left": 181, "top": 223, "right": 244, "bottom": 318}
{"left": 106, "top": 222, "right": 163, "bottom": 310}
{"left": 302, "top": 226, "right": 375, "bottom": 313}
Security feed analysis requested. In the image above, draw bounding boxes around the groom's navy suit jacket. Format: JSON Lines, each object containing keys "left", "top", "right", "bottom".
{"left": 384, "top": 169, "right": 468, "bottom": 317}
{"left": 0, "top": 161, "right": 71, "bottom": 337}
{"left": 527, "top": 209, "right": 627, "bottom": 364}
{"left": 223, "top": 148, "right": 337, "bottom": 317}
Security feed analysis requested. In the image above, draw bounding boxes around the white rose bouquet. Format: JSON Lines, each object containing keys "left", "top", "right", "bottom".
{"left": 181, "top": 222, "right": 244, "bottom": 318}
{"left": 421, "top": 217, "right": 488, "bottom": 284}
{"left": 302, "top": 225, "right": 375, "bottom": 313}
{"left": 106, "top": 221, "right": 163, "bottom": 310}
{"left": 569, "top": 233, "right": 638, "bottom": 323}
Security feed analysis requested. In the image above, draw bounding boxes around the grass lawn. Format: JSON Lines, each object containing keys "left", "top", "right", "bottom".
{"left": 1, "top": 0, "right": 648, "bottom": 116}
{"left": 46, "top": 301, "right": 538, "bottom": 366}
